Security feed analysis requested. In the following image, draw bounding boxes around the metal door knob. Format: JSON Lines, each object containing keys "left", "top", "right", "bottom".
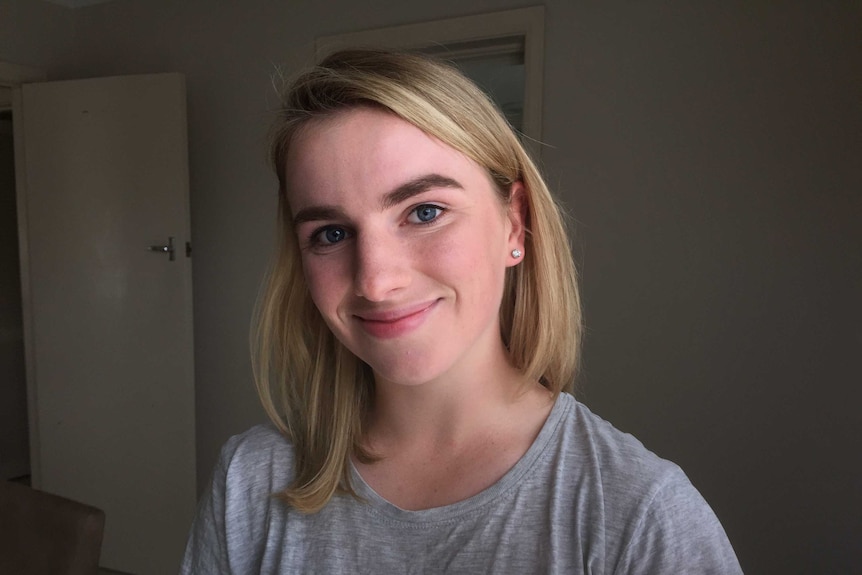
{"left": 149, "top": 237, "right": 175, "bottom": 261}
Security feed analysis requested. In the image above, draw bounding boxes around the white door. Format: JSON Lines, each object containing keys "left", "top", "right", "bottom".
{"left": 17, "top": 74, "right": 196, "bottom": 575}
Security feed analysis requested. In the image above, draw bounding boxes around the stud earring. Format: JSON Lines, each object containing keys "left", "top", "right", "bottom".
{"left": 512, "top": 249, "right": 522, "bottom": 259}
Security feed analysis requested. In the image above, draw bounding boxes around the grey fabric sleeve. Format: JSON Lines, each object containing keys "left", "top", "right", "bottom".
{"left": 180, "top": 443, "right": 231, "bottom": 574}
{"left": 610, "top": 467, "right": 742, "bottom": 574}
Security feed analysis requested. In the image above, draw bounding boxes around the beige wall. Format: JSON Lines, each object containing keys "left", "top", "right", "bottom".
{"left": 2, "top": 0, "right": 860, "bottom": 572}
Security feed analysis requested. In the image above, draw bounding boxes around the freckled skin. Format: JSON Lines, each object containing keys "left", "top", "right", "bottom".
{"left": 285, "top": 108, "right": 524, "bottom": 389}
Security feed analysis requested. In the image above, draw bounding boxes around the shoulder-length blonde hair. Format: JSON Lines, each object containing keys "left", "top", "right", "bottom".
{"left": 255, "top": 49, "right": 581, "bottom": 513}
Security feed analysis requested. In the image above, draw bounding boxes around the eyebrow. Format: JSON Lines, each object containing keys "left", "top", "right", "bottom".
{"left": 292, "top": 205, "right": 345, "bottom": 227}
{"left": 379, "top": 174, "right": 463, "bottom": 210}
{"left": 292, "top": 173, "right": 463, "bottom": 226}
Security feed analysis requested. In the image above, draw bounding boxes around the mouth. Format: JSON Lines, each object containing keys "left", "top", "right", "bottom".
{"left": 354, "top": 299, "right": 440, "bottom": 339}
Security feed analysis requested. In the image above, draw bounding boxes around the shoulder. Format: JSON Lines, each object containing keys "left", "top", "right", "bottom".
{"left": 556, "top": 394, "right": 679, "bottom": 492}
{"left": 216, "top": 423, "right": 296, "bottom": 497}
{"left": 560, "top": 398, "right": 713, "bottom": 517}
{"left": 180, "top": 424, "right": 296, "bottom": 574}
{"left": 554, "top": 395, "right": 682, "bottom": 524}
{"left": 550, "top": 395, "right": 742, "bottom": 573}
{"left": 219, "top": 423, "right": 294, "bottom": 469}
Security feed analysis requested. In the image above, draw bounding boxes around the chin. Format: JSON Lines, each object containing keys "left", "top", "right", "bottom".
{"left": 367, "top": 362, "right": 439, "bottom": 388}
{"left": 362, "top": 352, "right": 451, "bottom": 388}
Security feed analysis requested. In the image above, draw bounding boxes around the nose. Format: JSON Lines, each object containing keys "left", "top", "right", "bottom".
{"left": 353, "top": 232, "right": 411, "bottom": 302}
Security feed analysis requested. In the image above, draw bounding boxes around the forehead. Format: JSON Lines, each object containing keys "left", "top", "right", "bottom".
{"left": 283, "top": 107, "right": 492, "bottom": 211}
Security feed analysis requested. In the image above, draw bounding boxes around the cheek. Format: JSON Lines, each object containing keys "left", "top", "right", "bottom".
{"left": 420, "top": 223, "right": 508, "bottom": 295}
{"left": 302, "top": 257, "right": 345, "bottom": 315}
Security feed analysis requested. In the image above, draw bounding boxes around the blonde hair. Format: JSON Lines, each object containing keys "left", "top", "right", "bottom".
{"left": 255, "top": 49, "right": 581, "bottom": 513}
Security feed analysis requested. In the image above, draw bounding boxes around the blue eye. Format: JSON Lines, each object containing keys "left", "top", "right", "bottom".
{"left": 410, "top": 204, "right": 443, "bottom": 224}
{"left": 315, "top": 226, "right": 348, "bottom": 245}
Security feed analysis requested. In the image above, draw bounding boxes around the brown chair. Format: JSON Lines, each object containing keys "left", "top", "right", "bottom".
{"left": 0, "top": 480, "right": 105, "bottom": 575}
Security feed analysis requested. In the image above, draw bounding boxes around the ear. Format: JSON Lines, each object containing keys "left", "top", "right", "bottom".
{"left": 505, "top": 181, "right": 528, "bottom": 268}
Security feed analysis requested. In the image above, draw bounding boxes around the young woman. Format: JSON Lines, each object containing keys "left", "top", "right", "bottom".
{"left": 181, "top": 49, "right": 742, "bottom": 574}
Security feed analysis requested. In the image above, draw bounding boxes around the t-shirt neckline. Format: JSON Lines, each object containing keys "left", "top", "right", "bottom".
{"left": 348, "top": 392, "right": 573, "bottom": 525}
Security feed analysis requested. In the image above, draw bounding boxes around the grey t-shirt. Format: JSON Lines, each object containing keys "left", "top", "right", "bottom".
{"left": 181, "top": 393, "right": 742, "bottom": 574}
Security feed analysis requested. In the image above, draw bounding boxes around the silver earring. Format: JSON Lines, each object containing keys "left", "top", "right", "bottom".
{"left": 512, "top": 249, "right": 522, "bottom": 258}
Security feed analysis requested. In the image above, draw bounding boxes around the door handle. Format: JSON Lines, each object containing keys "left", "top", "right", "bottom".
{"left": 148, "top": 236, "right": 175, "bottom": 261}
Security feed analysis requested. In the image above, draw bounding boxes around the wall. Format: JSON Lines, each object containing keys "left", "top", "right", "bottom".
{"left": 0, "top": 0, "right": 76, "bottom": 74}
{"left": 2, "top": 0, "right": 860, "bottom": 572}
{"left": 544, "top": 4, "right": 862, "bottom": 574}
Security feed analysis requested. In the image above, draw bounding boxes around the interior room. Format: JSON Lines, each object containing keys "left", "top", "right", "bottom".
{"left": 1, "top": 0, "right": 860, "bottom": 573}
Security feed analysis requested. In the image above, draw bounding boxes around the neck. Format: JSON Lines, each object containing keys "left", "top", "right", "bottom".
{"left": 364, "top": 343, "right": 549, "bottom": 452}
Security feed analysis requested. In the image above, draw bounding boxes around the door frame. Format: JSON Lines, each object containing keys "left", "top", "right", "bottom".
{"left": 1, "top": 61, "right": 47, "bottom": 486}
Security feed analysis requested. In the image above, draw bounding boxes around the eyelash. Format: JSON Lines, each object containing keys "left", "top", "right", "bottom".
{"left": 407, "top": 203, "right": 446, "bottom": 225}
{"left": 309, "top": 225, "right": 350, "bottom": 247}
{"left": 307, "top": 203, "right": 447, "bottom": 248}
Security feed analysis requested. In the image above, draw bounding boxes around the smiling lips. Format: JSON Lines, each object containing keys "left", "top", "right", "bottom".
{"left": 355, "top": 300, "right": 439, "bottom": 339}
